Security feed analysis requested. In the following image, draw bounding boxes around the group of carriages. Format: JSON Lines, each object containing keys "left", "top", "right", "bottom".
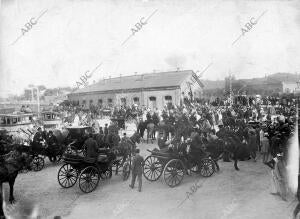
{"left": 1, "top": 114, "right": 218, "bottom": 194}
{"left": 57, "top": 124, "right": 140, "bottom": 193}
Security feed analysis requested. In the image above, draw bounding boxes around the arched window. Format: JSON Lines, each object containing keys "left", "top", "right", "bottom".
{"left": 89, "top": 100, "right": 93, "bottom": 105}
{"left": 82, "top": 100, "right": 86, "bottom": 105}
{"left": 133, "top": 97, "right": 139, "bottom": 105}
{"left": 108, "top": 98, "right": 112, "bottom": 103}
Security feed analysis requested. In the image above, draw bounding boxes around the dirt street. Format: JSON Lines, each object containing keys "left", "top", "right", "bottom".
{"left": 2, "top": 142, "right": 295, "bottom": 219}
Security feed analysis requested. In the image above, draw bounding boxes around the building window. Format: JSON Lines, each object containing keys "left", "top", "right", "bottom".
{"left": 133, "top": 97, "right": 139, "bottom": 105}
{"left": 108, "top": 98, "right": 113, "bottom": 106}
{"left": 149, "top": 96, "right": 157, "bottom": 109}
{"left": 149, "top": 96, "right": 156, "bottom": 101}
{"left": 165, "top": 96, "right": 172, "bottom": 101}
{"left": 89, "top": 100, "right": 93, "bottom": 105}
{"left": 82, "top": 100, "right": 86, "bottom": 105}
{"left": 98, "top": 99, "right": 103, "bottom": 105}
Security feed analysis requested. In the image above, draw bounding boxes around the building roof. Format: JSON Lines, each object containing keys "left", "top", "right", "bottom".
{"left": 71, "top": 70, "right": 194, "bottom": 95}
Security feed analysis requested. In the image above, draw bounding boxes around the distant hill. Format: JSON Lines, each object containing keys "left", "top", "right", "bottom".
{"left": 202, "top": 80, "right": 224, "bottom": 90}
{"left": 202, "top": 72, "right": 299, "bottom": 90}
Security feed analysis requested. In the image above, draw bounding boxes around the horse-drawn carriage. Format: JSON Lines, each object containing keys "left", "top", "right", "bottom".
{"left": 10, "top": 128, "right": 67, "bottom": 172}
{"left": 143, "top": 139, "right": 215, "bottom": 187}
{"left": 57, "top": 149, "right": 116, "bottom": 193}
{"left": 57, "top": 132, "right": 141, "bottom": 193}
{"left": 29, "top": 139, "right": 66, "bottom": 172}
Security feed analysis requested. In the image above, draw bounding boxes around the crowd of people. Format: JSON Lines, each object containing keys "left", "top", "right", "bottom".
{"left": 1, "top": 95, "right": 298, "bottom": 212}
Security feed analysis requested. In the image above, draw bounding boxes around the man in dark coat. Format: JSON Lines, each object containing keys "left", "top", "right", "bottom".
{"left": 129, "top": 148, "right": 144, "bottom": 192}
{"left": 32, "top": 127, "right": 45, "bottom": 153}
{"left": 84, "top": 133, "right": 99, "bottom": 160}
{"left": 46, "top": 130, "right": 59, "bottom": 162}
{"left": 99, "top": 127, "right": 104, "bottom": 135}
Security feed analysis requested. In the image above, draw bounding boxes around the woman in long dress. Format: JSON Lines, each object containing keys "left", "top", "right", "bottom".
{"left": 271, "top": 154, "right": 288, "bottom": 201}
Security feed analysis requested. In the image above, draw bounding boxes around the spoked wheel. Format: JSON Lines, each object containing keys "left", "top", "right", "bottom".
{"left": 163, "top": 159, "right": 185, "bottom": 188}
{"left": 57, "top": 163, "right": 79, "bottom": 188}
{"left": 100, "top": 167, "right": 112, "bottom": 180}
{"left": 122, "top": 161, "right": 130, "bottom": 181}
{"left": 31, "top": 156, "right": 45, "bottom": 171}
{"left": 199, "top": 158, "right": 215, "bottom": 177}
{"left": 79, "top": 166, "right": 100, "bottom": 193}
{"left": 143, "top": 156, "right": 163, "bottom": 181}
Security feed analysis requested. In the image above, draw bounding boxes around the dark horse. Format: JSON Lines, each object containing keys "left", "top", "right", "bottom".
{"left": 205, "top": 135, "right": 254, "bottom": 171}
{"left": 113, "top": 132, "right": 141, "bottom": 174}
{"left": 0, "top": 146, "right": 32, "bottom": 218}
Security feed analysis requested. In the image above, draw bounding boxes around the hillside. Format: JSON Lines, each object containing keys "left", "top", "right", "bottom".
{"left": 202, "top": 72, "right": 298, "bottom": 90}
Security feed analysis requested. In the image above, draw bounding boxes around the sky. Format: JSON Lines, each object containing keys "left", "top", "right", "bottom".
{"left": 0, "top": 0, "right": 300, "bottom": 97}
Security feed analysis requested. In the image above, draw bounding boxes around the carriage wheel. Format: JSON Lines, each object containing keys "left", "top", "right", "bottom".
{"left": 79, "top": 166, "right": 100, "bottom": 193}
{"left": 100, "top": 167, "right": 112, "bottom": 180}
{"left": 163, "top": 159, "right": 185, "bottom": 188}
{"left": 31, "top": 156, "right": 45, "bottom": 171}
{"left": 199, "top": 158, "right": 215, "bottom": 177}
{"left": 143, "top": 156, "right": 163, "bottom": 181}
{"left": 122, "top": 161, "right": 130, "bottom": 181}
{"left": 57, "top": 164, "right": 79, "bottom": 188}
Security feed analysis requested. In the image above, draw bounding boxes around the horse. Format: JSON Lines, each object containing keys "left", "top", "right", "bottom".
{"left": 146, "top": 123, "right": 156, "bottom": 143}
{"left": 0, "top": 147, "right": 33, "bottom": 205}
{"left": 137, "top": 120, "right": 147, "bottom": 142}
{"left": 205, "top": 135, "right": 254, "bottom": 171}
